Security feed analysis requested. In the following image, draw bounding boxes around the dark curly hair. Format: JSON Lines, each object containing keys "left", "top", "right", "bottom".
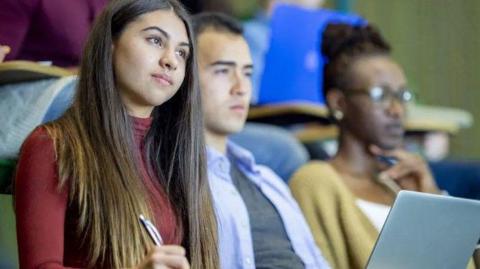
{"left": 322, "top": 23, "right": 391, "bottom": 98}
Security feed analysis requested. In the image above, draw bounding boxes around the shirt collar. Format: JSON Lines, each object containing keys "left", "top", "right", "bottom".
{"left": 225, "top": 141, "right": 261, "bottom": 175}
{"left": 206, "top": 141, "right": 262, "bottom": 177}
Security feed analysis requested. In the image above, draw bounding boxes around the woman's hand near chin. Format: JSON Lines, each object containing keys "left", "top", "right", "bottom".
{"left": 370, "top": 145, "right": 440, "bottom": 194}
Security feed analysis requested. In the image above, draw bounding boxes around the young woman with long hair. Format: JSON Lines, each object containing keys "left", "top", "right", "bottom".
{"left": 14, "top": 0, "right": 218, "bottom": 268}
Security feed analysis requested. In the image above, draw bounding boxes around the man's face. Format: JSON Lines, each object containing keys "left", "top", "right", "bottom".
{"left": 197, "top": 29, "right": 253, "bottom": 137}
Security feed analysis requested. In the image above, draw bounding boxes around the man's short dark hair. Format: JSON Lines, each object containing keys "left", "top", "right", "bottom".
{"left": 192, "top": 12, "right": 243, "bottom": 37}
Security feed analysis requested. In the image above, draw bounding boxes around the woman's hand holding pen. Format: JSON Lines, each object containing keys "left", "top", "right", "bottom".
{"left": 136, "top": 215, "right": 189, "bottom": 268}
{"left": 370, "top": 145, "right": 440, "bottom": 194}
{"left": 136, "top": 245, "right": 190, "bottom": 269}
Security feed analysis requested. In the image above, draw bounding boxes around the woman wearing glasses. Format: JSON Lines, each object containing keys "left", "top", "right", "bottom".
{"left": 289, "top": 23, "right": 440, "bottom": 269}
{"left": 14, "top": 0, "right": 218, "bottom": 268}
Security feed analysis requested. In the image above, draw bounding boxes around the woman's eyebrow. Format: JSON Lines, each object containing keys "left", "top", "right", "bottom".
{"left": 178, "top": 42, "right": 190, "bottom": 48}
{"left": 141, "top": 26, "right": 190, "bottom": 47}
{"left": 141, "top": 26, "right": 168, "bottom": 37}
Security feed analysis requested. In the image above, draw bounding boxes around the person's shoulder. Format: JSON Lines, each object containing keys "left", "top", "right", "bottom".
{"left": 19, "top": 126, "right": 55, "bottom": 158}
{"left": 256, "top": 163, "right": 285, "bottom": 183}
{"left": 292, "top": 161, "right": 339, "bottom": 182}
{"left": 15, "top": 125, "right": 59, "bottom": 191}
{"left": 227, "top": 141, "right": 287, "bottom": 185}
{"left": 289, "top": 161, "right": 342, "bottom": 192}
{"left": 22, "top": 126, "right": 52, "bottom": 145}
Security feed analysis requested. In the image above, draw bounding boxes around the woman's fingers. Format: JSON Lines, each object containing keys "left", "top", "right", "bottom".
{"left": 150, "top": 252, "right": 189, "bottom": 269}
{"left": 373, "top": 146, "right": 439, "bottom": 193}
{"left": 0, "top": 45, "right": 10, "bottom": 62}
{"left": 381, "top": 158, "right": 417, "bottom": 179}
{"left": 137, "top": 246, "right": 189, "bottom": 269}
{"left": 155, "top": 245, "right": 186, "bottom": 256}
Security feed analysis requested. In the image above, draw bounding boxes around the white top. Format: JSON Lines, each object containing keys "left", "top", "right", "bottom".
{"left": 356, "top": 199, "right": 391, "bottom": 231}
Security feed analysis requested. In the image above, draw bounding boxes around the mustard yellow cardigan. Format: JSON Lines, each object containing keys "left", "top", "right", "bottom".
{"left": 290, "top": 161, "right": 377, "bottom": 269}
{"left": 290, "top": 161, "right": 475, "bottom": 269}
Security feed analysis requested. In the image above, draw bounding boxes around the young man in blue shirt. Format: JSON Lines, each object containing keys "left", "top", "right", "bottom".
{"left": 193, "top": 13, "right": 330, "bottom": 269}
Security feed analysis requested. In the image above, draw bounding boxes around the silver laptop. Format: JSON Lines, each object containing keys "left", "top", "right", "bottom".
{"left": 366, "top": 191, "right": 480, "bottom": 269}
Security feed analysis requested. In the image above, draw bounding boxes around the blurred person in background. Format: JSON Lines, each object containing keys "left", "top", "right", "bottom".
{"left": 229, "top": 0, "right": 326, "bottom": 182}
{"left": 244, "top": 0, "right": 325, "bottom": 103}
{"left": 0, "top": 0, "right": 108, "bottom": 67}
{"left": 0, "top": 0, "right": 108, "bottom": 164}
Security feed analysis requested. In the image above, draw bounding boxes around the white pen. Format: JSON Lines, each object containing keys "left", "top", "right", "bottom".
{"left": 139, "top": 214, "right": 164, "bottom": 246}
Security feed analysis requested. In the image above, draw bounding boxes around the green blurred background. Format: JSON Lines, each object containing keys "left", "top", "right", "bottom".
{"left": 354, "top": 0, "right": 480, "bottom": 160}
{"left": 222, "top": 0, "right": 480, "bottom": 159}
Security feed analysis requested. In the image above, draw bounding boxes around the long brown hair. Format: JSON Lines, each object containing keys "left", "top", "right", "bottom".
{"left": 44, "top": 0, "right": 218, "bottom": 267}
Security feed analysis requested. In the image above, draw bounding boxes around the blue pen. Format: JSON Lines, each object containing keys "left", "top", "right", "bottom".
{"left": 376, "top": 155, "right": 398, "bottom": 166}
{"left": 139, "top": 214, "right": 164, "bottom": 246}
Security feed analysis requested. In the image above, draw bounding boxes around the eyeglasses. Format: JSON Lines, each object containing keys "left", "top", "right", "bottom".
{"left": 343, "top": 86, "right": 414, "bottom": 108}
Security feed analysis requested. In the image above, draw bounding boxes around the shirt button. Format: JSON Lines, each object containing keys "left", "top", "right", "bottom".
{"left": 245, "top": 257, "right": 252, "bottom": 265}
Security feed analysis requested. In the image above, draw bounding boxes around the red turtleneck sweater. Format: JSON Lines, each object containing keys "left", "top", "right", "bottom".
{"left": 15, "top": 117, "right": 182, "bottom": 268}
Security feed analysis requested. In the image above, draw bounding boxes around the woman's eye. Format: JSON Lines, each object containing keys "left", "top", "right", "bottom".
{"left": 147, "top": 37, "right": 163, "bottom": 46}
{"left": 176, "top": 49, "right": 188, "bottom": 59}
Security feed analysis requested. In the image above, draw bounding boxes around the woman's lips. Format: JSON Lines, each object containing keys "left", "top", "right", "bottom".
{"left": 385, "top": 123, "right": 404, "bottom": 135}
{"left": 152, "top": 73, "right": 173, "bottom": 86}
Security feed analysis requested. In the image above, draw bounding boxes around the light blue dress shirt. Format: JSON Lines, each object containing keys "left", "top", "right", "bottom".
{"left": 207, "top": 141, "right": 330, "bottom": 269}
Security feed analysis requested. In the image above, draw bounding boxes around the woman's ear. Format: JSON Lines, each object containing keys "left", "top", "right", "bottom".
{"left": 326, "top": 88, "right": 346, "bottom": 120}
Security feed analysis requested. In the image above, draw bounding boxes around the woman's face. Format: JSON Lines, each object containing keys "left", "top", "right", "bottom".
{"left": 113, "top": 9, "right": 190, "bottom": 118}
{"left": 340, "top": 55, "right": 408, "bottom": 150}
